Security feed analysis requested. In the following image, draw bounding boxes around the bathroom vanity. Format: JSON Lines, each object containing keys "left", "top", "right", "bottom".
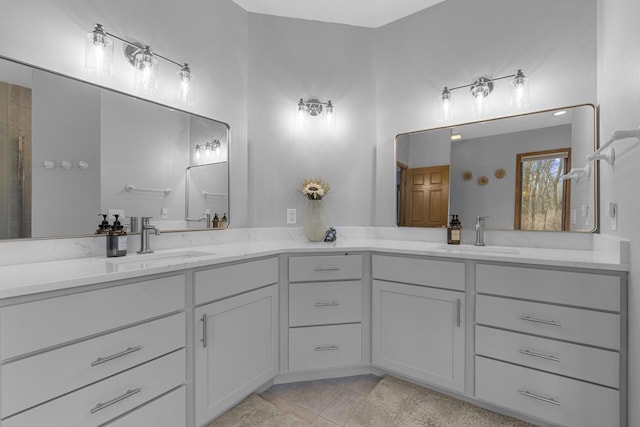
{"left": 0, "top": 232, "right": 628, "bottom": 427}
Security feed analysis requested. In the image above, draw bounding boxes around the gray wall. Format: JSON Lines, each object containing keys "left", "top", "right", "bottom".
{"left": 247, "top": 14, "right": 377, "bottom": 227}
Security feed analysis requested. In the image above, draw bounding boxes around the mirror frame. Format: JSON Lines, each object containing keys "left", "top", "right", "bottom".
{"left": 394, "top": 103, "right": 599, "bottom": 232}
{"left": 0, "top": 54, "right": 231, "bottom": 241}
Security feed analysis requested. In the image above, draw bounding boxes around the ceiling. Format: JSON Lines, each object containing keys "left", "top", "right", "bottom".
{"left": 231, "top": 0, "right": 446, "bottom": 28}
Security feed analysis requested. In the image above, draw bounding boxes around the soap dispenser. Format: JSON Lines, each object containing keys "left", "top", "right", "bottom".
{"left": 96, "top": 214, "right": 110, "bottom": 234}
{"left": 447, "top": 214, "right": 462, "bottom": 245}
{"left": 106, "top": 214, "right": 128, "bottom": 257}
{"left": 212, "top": 213, "right": 220, "bottom": 228}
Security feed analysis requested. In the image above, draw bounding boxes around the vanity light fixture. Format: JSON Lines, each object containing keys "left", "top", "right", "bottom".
{"left": 440, "top": 69, "right": 529, "bottom": 120}
{"left": 296, "top": 98, "right": 335, "bottom": 127}
{"left": 85, "top": 23, "right": 194, "bottom": 103}
{"left": 194, "top": 139, "right": 221, "bottom": 162}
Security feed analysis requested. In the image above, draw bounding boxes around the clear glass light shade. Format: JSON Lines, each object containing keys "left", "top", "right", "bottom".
{"left": 133, "top": 47, "right": 158, "bottom": 94}
{"left": 470, "top": 79, "right": 491, "bottom": 117}
{"left": 296, "top": 98, "right": 307, "bottom": 128}
{"left": 194, "top": 145, "right": 202, "bottom": 162}
{"left": 176, "top": 64, "right": 195, "bottom": 106}
{"left": 85, "top": 25, "right": 113, "bottom": 78}
{"left": 325, "top": 101, "right": 335, "bottom": 127}
{"left": 439, "top": 87, "right": 454, "bottom": 123}
{"left": 511, "top": 70, "right": 530, "bottom": 110}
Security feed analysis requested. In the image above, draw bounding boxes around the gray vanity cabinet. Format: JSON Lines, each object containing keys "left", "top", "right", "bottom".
{"left": 474, "top": 263, "right": 624, "bottom": 427}
{"left": 371, "top": 254, "right": 466, "bottom": 393}
{"left": 193, "top": 258, "right": 279, "bottom": 426}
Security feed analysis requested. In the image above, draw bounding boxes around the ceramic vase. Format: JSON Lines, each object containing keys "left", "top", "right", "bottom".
{"left": 304, "top": 199, "right": 327, "bottom": 242}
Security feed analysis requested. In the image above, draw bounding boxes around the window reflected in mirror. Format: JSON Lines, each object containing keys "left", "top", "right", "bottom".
{"left": 515, "top": 148, "right": 571, "bottom": 231}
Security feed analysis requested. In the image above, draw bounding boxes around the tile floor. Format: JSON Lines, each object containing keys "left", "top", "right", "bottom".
{"left": 260, "top": 375, "right": 381, "bottom": 426}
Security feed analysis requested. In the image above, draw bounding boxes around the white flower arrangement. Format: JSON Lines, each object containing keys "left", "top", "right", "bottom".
{"left": 300, "top": 178, "right": 331, "bottom": 200}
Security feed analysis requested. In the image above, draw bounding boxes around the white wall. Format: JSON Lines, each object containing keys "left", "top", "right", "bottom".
{"left": 373, "top": 0, "right": 597, "bottom": 225}
{"left": 0, "top": 0, "right": 250, "bottom": 226}
{"left": 247, "top": 14, "right": 377, "bottom": 227}
{"left": 597, "top": 0, "right": 640, "bottom": 425}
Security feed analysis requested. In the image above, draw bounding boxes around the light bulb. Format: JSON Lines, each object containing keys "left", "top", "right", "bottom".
{"left": 194, "top": 145, "right": 201, "bottom": 162}
{"left": 85, "top": 24, "right": 113, "bottom": 78}
{"left": 470, "top": 78, "right": 491, "bottom": 117}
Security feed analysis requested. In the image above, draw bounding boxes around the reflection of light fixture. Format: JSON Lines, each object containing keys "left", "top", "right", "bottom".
{"left": 194, "top": 139, "right": 221, "bottom": 162}
{"left": 440, "top": 69, "right": 529, "bottom": 119}
{"left": 296, "top": 98, "right": 335, "bottom": 127}
{"left": 450, "top": 132, "right": 462, "bottom": 141}
{"left": 85, "top": 23, "right": 193, "bottom": 103}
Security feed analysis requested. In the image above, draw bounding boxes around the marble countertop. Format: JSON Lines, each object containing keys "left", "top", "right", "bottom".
{"left": 0, "top": 237, "right": 628, "bottom": 299}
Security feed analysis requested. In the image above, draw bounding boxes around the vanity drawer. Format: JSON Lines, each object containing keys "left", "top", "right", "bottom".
{"left": 194, "top": 257, "right": 278, "bottom": 305}
{"left": 289, "top": 281, "right": 362, "bottom": 327}
{"left": 1, "top": 313, "right": 185, "bottom": 418}
{"left": 475, "top": 325, "right": 619, "bottom": 388}
{"left": 3, "top": 349, "right": 186, "bottom": 427}
{"left": 476, "top": 356, "right": 619, "bottom": 427}
{"left": 476, "top": 264, "right": 620, "bottom": 311}
{"left": 476, "top": 295, "right": 620, "bottom": 350}
{"left": 0, "top": 274, "right": 185, "bottom": 360}
{"left": 289, "top": 254, "right": 362, "bottom": 282}
{"left": 289, "top": 324, "right": 362, "bottom": 371}
{"left": 105, "top": 386, "right": 186, "bottom": 427}
{"left": 372, "top": 254, "right": 464, "bottom": 291}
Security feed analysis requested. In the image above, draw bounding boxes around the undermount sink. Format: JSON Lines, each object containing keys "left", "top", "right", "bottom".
{"left": 438, "top": 244, "right": 520, "bottom": 255}
{"left": 107, "top": 250, "right": 215, "bottom": 272}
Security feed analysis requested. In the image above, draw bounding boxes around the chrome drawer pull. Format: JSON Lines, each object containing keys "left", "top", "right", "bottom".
{"left": 90, "top": 346, "right": 142, "bottom": 367}
{"left": 314, "top": 267, "right": 340, "bottom": 271}
{"left": 314, "top": 301, "right": 340, "bottom": 307}
{"left": 520, "top": 316, "right": 562, "bottom": 327}
{"left": 518, "top": 390, "right": 560, "bottom": 406}
{"left": 201, "top": 314, "right": 208, "bottom": 348}
{"left": 314, "top": 345, "right": 340, "bottom": 351}
{"left": 90, "top": 388, "right": 141, "bottom": 414}
{"left": 519, "top": 348, "right": 561, "bottom": 362}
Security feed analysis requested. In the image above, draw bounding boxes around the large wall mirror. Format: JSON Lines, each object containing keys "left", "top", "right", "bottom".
{"left": 0, "top": 55, "right": 229, "bottom": 240}
{"left": 396, "top": 104, "right": 597, "bottom": 232}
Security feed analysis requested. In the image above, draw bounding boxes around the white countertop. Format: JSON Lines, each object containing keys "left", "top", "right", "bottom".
{"left": 0, "top": 236, "right": 628, "bottom": 299}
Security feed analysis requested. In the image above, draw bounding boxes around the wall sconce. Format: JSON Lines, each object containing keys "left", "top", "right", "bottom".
{"left": 440, "top": 69, "right": 529, "bottom": 121}
{"left": 194, "top": 139, "right": 221, "bottom": 162}
{"left": 296, "top": 98, "right": 335, "bottom": 127}
{"left": 85, "top": 23, "right": 194, "bottom": 105}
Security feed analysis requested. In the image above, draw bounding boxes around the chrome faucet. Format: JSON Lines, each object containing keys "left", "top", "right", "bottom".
{"left": 475, "top": 216, "right": 488, "bottom": 246}
{"left": 199, "top": 213, "right": 211, "bottom": 228}
{"left": 138, "top": 217, "right": 160, "bottom": 254}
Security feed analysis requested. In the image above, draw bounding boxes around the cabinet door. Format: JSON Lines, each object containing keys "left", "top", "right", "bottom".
{"left": 372, "top": 280, "right": 465, "bottom": 392}
{"left": 194, "top": 285, "right": 278, "bottom": 426}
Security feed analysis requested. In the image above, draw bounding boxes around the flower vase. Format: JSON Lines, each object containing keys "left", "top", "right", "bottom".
{"left": 304, "top": 199, "right": 327, "bottom": 242}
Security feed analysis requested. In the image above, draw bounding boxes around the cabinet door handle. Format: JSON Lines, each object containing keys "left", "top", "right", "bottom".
{"left": 90, "top": 388, "right": 141, "bottom": 414}
{"left": 90, "top": 346, "right": 142, "bottom": 367}
{"left": 314, "top": 301, "right": 340, "bottom": 307}
{"left": 518, "top": 390, "right": 560, "bottom": 406}
{"left": 520, "top": 316, "right": 562, "bottom": 327}
{"left": 201, "top": 314, "right": 208, "bottom": 348}
{"left": 314, "top": 267, "right": 340, "bottom": 271}
{"left": 519, "top": 348, "right": 561, "bottom": 363}
{"left": 456, "top": 299, "right": 461, "bottom": 327}
{"left": 314, "top": 345, "right": 340, "bottom": 351}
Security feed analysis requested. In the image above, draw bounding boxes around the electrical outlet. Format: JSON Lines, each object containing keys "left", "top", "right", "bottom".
{"left": 161, "top": 207, "right": 169, "bottom": 219}
{"left": 286, "top": 209, "right": 297, "bottom": 224}
{"left": 108, "top": 209, "right": 125, "bottom": 220}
